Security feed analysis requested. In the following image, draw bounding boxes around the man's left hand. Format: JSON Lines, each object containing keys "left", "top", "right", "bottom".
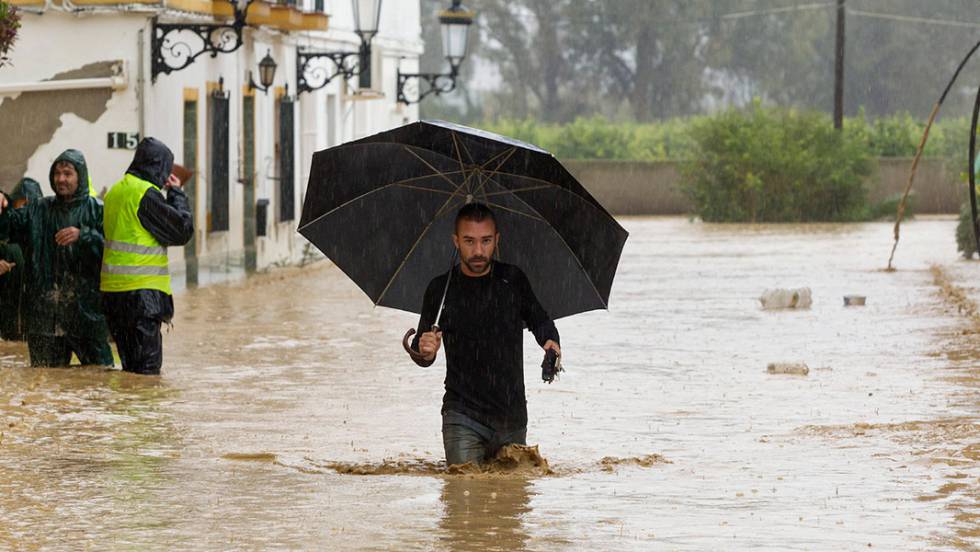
{"left": 164, "top": 173, "right": 181, "bottom": 190}
{"left": 543, "top": 340, "right": 560, "bottom": 356}
{"left": 54, "top": 226, "right": 80, "bottom": 246}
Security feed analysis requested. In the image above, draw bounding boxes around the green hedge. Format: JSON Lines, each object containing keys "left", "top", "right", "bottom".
{"left": 480, "top": 111, "right": 973, "bottom": 165}
{"left": 480, "top": 109, "right": 973, "bottom": 223}
{"left": 680, "top": 104, "right": 873, "bottom": 222}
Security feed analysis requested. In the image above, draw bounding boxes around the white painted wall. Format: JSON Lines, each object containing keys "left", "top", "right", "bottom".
{"left": 8, "top": 13, "right": 143, "bottom": 196}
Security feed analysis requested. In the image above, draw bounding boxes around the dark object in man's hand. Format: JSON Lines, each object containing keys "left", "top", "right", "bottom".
{"left": 542, "top": 348, "right": 562, "bottom": 383}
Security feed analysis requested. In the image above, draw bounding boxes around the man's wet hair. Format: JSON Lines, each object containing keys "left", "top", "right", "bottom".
{"left": 455, "top": 202, "right": 496, "bottom": 233}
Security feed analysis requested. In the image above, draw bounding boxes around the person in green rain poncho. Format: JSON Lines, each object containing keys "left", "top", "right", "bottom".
{"left": 0, "top": 178, "right": 43, "bottom": 341}
{"left": 0, "top": 150, "right": 113, "bottom": 366}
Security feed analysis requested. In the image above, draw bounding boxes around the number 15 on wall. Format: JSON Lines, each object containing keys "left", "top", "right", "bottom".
{"left": 107, "top": 132, "right": 140, "bottom": 150}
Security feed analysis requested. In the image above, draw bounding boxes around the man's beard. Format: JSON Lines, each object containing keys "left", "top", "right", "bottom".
{"left": 463, "top": 255, "right": 491, "bottom": 275}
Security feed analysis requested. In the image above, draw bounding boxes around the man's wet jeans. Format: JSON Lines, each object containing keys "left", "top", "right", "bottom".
{"left": 442, "top": 410, "right": 527, "bottom": 466}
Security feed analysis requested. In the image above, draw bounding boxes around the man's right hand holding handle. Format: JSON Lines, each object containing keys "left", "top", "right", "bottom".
{"left": 403, "top": 326, "right": 442, "bottom": 364}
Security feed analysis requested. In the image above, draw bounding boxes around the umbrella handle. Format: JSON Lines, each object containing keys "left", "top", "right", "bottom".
{"left": 402, "top": 328, "right": 429, "bottom": 363}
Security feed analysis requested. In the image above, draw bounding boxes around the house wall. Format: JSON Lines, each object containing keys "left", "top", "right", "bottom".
{"left": 0, "top": 0, "right": 424, "bottom": 286}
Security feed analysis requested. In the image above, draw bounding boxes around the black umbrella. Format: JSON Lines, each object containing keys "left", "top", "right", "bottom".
{"left": 298, "top": 120, "right": 628, "bottom": 342}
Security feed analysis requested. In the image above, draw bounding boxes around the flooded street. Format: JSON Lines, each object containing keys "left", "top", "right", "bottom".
{"left": 1, "top": 216, "right": 978, "bottom": 550}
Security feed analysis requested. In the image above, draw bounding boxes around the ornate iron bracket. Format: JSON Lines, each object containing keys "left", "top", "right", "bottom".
{"left": 152, "top": 0, "right": 254, "bottom": 82}
{"left": 396, "top": 67, "right": 459, "bottom": 105}
{"left": 296, "top": 50, "right": 360, "bottom": 95}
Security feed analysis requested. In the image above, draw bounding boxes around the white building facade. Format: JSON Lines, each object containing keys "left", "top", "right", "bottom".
{"left": 0, "top": 0, "right": 423, "bottom": 287}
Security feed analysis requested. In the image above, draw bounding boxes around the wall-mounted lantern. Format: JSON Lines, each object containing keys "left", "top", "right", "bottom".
{"left": 296, "top": 0, "right": 383, "bottom": 96}
{"left": 396, "top": 0, "right": 474, "bottom": 105}
{"left": 248, "top": 49, "right": 278, "bottom": 95}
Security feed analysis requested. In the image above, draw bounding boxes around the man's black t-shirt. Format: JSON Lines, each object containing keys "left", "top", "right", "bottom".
{"left": 411, "top": 261, "right": 559, "bottom": 431}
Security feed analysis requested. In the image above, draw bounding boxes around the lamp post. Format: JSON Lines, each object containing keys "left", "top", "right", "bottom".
{"left": 296, "top": 0, "right": 382, "bottom": 95}
{"left": 396, "top": 0, "right": 473, "bottom": 105}
{"left": 248, "top": 49, "right": 278, "bottom": 95}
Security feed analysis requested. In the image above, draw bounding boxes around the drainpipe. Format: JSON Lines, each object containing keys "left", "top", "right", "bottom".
{"left": 137, "top": 27, "right": 145, "bottom": 137}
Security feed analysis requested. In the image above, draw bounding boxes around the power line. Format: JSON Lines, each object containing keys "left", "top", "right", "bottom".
{"left": 715, "top": 2, "right": 833, "bottom": 21}
{"left": 491, "top": 2, "right": 836, "bottom": 27}
{"left": 483, "top": 2, "right": 979, "bottom": 32}
{"left": 848, "top": 8, "right": 980, "bottom": 30}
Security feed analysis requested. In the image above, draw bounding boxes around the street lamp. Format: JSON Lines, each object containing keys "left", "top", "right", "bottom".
{"left": 296, "top": 0, "right": 383, "bottom": 95}
{"left": 248, "top": 49, "right": 278, "bottom": 95}
{"left": 396, "top": 0, "right": 474, "bottom": 105}
{"left": 440, "top": 0, "right": 471, "bottom": 71}
{"left": 353, "top": 0, "right": 383, "bottom": 89}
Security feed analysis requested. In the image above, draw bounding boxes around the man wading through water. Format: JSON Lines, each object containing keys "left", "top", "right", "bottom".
{"left": 409, "top": 203, "right": 561, "bottom": 466}
{"left": 101, "top": 138, "right": 192, "bottom": 375}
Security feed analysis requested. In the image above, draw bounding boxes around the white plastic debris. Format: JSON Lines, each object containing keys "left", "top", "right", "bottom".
{"left": 767, "top": 362, "right": 810, "bottom": 376}
{"left": 759, "top": 288, "right": 812, "bottom": 310}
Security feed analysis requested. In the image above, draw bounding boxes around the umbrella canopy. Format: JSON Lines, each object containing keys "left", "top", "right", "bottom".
{"left": 298, "top": 120, "right": 628, "bottom": 320}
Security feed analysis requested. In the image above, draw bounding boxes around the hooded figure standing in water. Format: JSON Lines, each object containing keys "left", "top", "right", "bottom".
{"left": 0, "top": 151, "right": 114, "bottom": 366}
{"left": 101, "top": 138, "right": 193, "bottom": 375}
{"left": 0, "top": 177, "right": 44, "bottom": 341}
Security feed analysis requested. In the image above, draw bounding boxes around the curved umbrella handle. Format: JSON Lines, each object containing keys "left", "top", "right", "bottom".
{"left": 402, "top": 328, "right": 430, "bottom": 363}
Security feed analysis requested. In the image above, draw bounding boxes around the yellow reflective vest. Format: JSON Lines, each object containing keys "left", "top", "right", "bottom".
{"left": 100, "top": 174, "right": 172, "bottom": 295}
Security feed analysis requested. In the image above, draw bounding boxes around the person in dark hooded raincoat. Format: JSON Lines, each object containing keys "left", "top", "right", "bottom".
{"left": 0, "top": 151, "right": 113, "bottom": 366}
{"left": 0, "top": 177, "right": 44, "bottom": 341}
{"left": 101, "top": 138, "right": 193, "bottom": 375}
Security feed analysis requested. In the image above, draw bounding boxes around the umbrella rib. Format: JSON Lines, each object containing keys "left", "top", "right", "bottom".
{"left": 481, "top": 177, "right": 609, "bottom": 310}
{"left": 395, "top": 184, "right": 459, "bottom": 195}
{"left": 470, "top": 148, "right": 518, "bottom": 199}
{"left": 481, "top": 170, "right": 562, "bottom": 188}
{"left": 480, "top": 200, "right": 546, "bottom": 222}
{"left": 477, "top": 146, "right": 519, "bottom": 171}
{"left": 297, "top": 172, "right": 464, "bottom": 232}
{"left": 374, "top": 163, "right": 474, "bottom": 308}
{"left": 480, "top": 169, "right": 622, "bottom": 227}
{"left": 481, "top": 184, "right": 556, "bottom": 197}
{"left": 473, "top": 170, "right": 541, "bottom": 219}
{"left": 403, "top": 146, "right": 468, "bottom": 193}
{"left": 454, "top": 131, "right": 476, "bottom": 165}
{"left": 374, "top": 193, "right": 466, "bottom": 307}
{"left": 451, "top": 132, "right": 468, "bottom": 178}
{"left": 434, "top": 157, "right": 479, "bottom": 217}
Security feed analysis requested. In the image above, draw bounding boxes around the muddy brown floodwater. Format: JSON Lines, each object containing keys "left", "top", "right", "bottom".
{"left": 1, "top": 216, "right": 978, "bottom": 550}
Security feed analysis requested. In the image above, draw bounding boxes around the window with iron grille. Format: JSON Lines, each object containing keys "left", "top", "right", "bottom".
{"left": 209, "top": 90, "right": 230, "bottom": 232}
{"left": 278, "top": 97, "right": 295, "bottom": 222}
{"left": 182, "top": 94, "right": 199, "bottom": 286}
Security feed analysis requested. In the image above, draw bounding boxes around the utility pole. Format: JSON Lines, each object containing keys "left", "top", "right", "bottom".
{"left": 834, "top": 0, "right": 846, "bottom": 130}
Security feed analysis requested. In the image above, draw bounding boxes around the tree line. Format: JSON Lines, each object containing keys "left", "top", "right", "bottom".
{"left": 419, "top": 0, "right": 980, "bottom": 124}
